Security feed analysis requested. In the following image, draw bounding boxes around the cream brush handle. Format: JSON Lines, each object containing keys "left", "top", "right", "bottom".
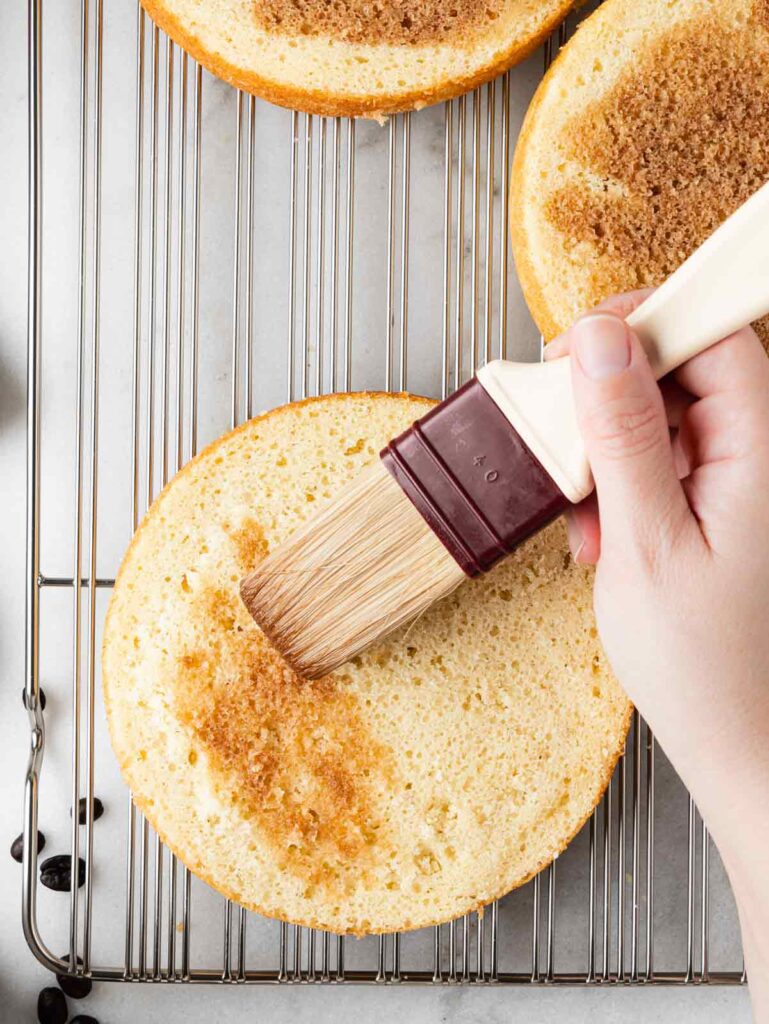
{"left": 627, "top": 179, "right": 769, "bottom": 376}
{"left": 478, "top": 179, "right": 769, "bottom": 504}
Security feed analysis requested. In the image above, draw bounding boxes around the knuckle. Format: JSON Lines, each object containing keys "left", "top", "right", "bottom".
{"left": 586, "top": 395, "right": 662, "bottom": 461}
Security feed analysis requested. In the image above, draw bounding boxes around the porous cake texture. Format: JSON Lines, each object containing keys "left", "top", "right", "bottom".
{"left": 512, "top": 0, "right": 769, "bottom": 349}
{"left": 103, "top": 393, "right": 630, "bottom": 934}
{"left": 141, "top": 0, "right": 574, "bottom": 117}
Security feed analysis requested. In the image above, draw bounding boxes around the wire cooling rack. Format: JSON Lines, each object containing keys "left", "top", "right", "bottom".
{"left": 22, "top": 0, "right": 746, "bottom": 987}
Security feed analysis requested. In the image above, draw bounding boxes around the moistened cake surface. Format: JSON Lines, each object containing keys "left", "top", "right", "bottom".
{"left": 511, "top": 0, "right": 769, "bottom": 349}
{"left": 140, "top": 0, "right": 574, "bottom": 117}
{"left": 103, "top": 393, "right": 630, "bottom": 935}
{"left": 254, "top": 0, "right": 508, "bottom": 46}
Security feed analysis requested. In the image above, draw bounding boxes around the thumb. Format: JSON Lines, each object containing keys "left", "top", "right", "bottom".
{"left": 570, "top": 312, "right": 692, "bottom": 559}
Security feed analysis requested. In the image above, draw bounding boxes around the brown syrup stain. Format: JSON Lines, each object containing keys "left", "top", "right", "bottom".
{"left": 754, "top": 0, "right": 769, "bottom": 30}
{"left": 252, "top": 0, "right": 506, "bottom": 47}
{"left": 224, "top": 517, "right": 269, "bottom": 574}
{"left": 545, "top": 19, "right": 769, "bottom": 348}
{"left": 172, "top": 520, "right": 394, "bottom": 895}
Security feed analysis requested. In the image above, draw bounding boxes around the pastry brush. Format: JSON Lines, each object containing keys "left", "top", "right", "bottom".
{"left": 241, "top": 179, "right": 769, "bottom": 679}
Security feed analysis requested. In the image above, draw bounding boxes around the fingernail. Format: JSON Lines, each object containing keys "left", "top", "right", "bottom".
{"left": 573, "top": 313, "right": 631, "bottom": 380}
{"left": 543, "top": 338, "right": 569, "bottom": 361}
{"left": 566, "top": 517, "right": 586, "bottom": 564}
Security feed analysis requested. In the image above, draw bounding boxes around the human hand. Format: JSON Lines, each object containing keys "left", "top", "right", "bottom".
{"left": 547, "top": 292, "right": 769, "bottom": 1014}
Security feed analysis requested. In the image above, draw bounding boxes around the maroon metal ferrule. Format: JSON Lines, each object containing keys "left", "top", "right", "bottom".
{"left": 380, "top": 377, "right": 569, "bottom": 577}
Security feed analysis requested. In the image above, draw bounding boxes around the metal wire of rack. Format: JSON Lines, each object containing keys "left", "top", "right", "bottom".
{"left": 22, "top": 0, "right": 746, "bottom": 987}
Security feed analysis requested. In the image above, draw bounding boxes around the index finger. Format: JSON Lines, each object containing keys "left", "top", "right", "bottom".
{"left": 544, "top": 288, "right": 655, "bottom": 361}
{"left": 674, "top": 325, "right": 769, "bottom": 399}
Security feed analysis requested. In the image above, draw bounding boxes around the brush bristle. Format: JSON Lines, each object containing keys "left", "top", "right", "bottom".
{"left": 240, "top": 462, "right": 466, "bottom": 678}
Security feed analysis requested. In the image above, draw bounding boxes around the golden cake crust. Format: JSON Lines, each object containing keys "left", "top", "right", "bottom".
{"left": 141, "top": 0, "right": 575, "bottom": 118}
{"left": 511, "top": 0, "right": 769, "bottom": 349}
{"left": 103, "top": 392, "right": 631, "bottom": 935}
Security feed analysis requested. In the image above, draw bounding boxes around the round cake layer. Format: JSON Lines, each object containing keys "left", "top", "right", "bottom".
{"left": 511, "top": 0, "right": 769, "bottom": 349}
{"left": 141, "top": 0, "right": 574, "bottom": 117}
{"left": 103, "top": 392, "right": 631, "bottom": 935}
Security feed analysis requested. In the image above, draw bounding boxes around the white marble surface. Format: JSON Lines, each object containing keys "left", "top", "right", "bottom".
{"left": 0, "top": 1, "right": 753, "bottom": 1021}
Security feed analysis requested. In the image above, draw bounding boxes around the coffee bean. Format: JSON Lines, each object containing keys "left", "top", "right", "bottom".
{"left": 56, "top": 950, "right": 83, "bottom": 991}
{"left": 37, "top": 987, "right": 67, "bottom": 1024}
{"left": 10, "top": 830, "right": 45, "bottom": 863}
{"left": 72, "top": 797, "right": 104, "bottom": 825}
{"left": 40, "top": 855, "right": 86, "bottom": 892}
{"left": 69, "top": 1016, "right": 99, "bottom": 1024}
{"left": 55, "top": 968, "right": 92, "bottom": 999}
{"left": 22, "top": 687, "right": 47, "bottom": 711}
